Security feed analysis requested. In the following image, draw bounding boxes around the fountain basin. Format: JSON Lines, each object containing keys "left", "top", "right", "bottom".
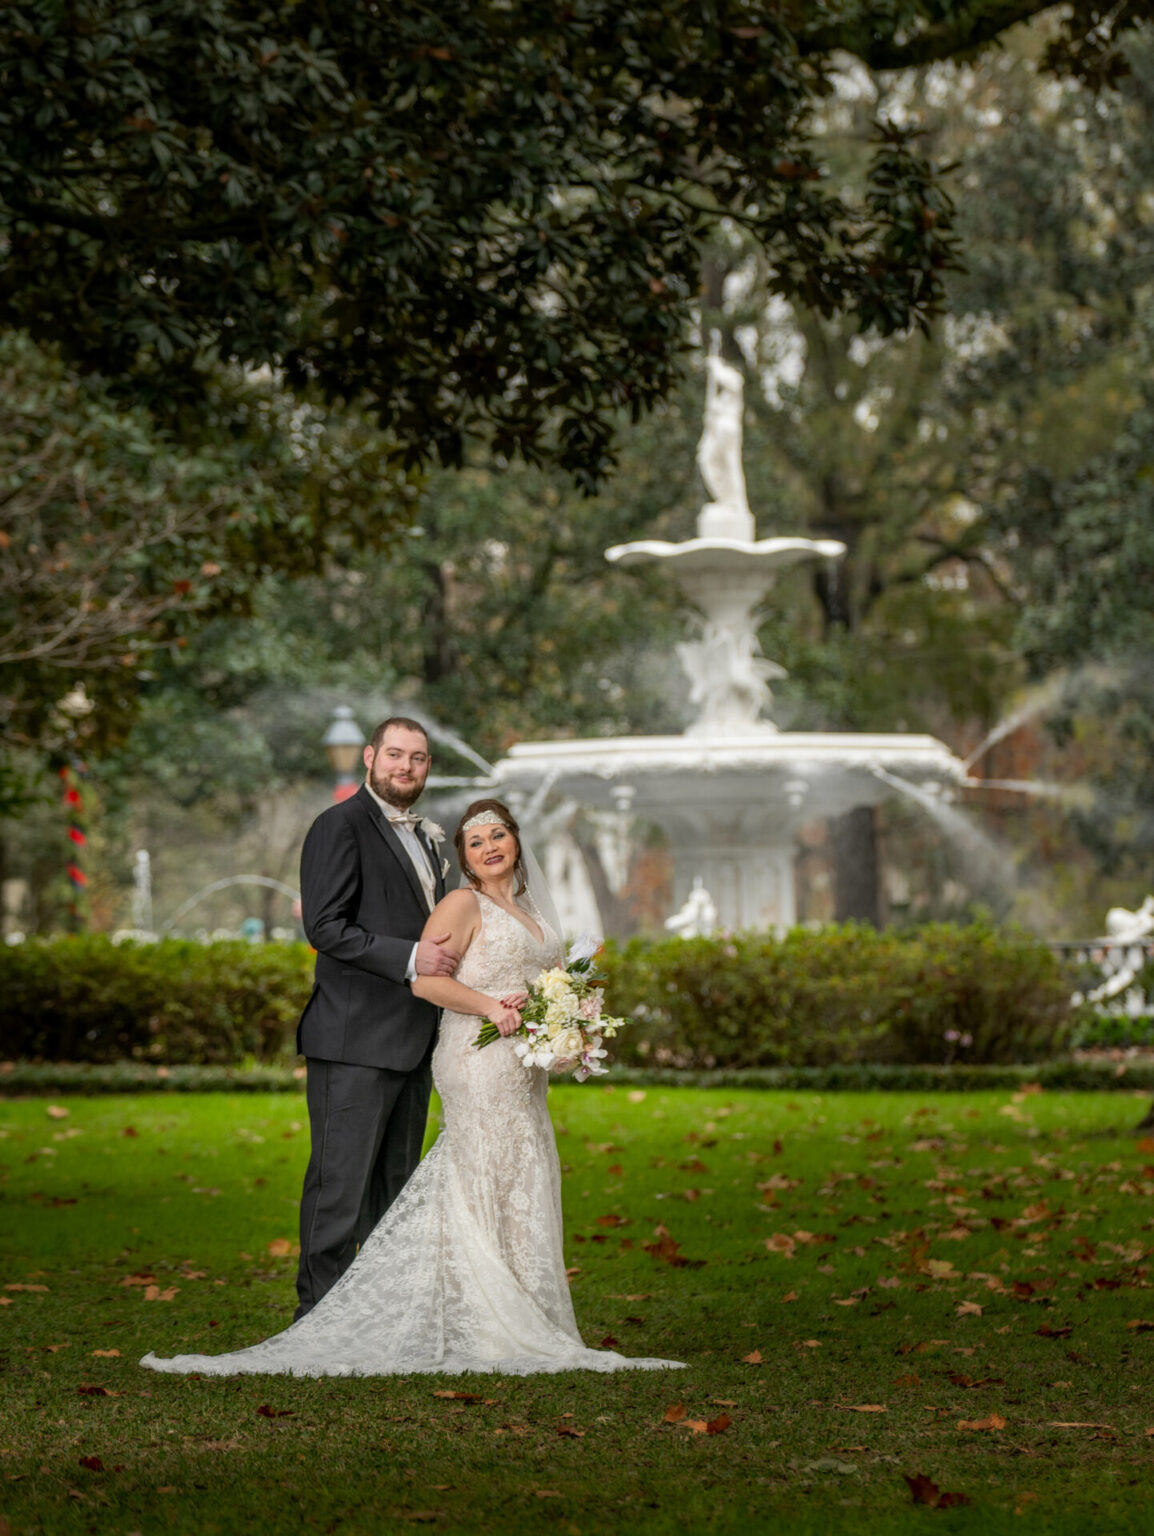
{"left": 495, "top": 731, "right": 969, "bottom": 931}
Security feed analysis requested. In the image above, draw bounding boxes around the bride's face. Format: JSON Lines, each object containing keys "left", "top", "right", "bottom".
{"left": 465, "top": 821, "right": 518, "bottom": 883}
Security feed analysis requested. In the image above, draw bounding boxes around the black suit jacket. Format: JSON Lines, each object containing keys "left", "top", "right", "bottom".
{"left": 296, "top": 786, "right": 446, "bottom": 1071}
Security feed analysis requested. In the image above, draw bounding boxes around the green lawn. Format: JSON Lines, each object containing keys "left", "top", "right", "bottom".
{"left": 2, "top": 1085, "right": 1153, "bottom": 1534}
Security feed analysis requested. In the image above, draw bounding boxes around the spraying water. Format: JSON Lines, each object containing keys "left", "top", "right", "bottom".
{"left": 961, "top": 665, "right": 1116, "bottom": 773}
{"left": 870, "top": 764, "right": 1018, "bottom": 900}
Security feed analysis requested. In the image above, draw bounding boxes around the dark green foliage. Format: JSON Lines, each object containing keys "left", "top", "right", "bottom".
{"left": 602, "top": 923, "right": 1073, "bottom": 1068}
{"left": 0, "top": 936, "right": 313, "bottom": 1064}
{"left": 0, "top": 926, "right": 1074, "bottom": 1068}
{"left": 0, "top": 1, "right": 977, "bottom": 481}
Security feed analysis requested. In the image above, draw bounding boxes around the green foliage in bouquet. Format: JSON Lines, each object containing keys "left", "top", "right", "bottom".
{"left": 600, "top": 922, "right": 1073, "bottom": 1069}
{"left": 0, "top": 936, "right": 313, "bottom": 1065}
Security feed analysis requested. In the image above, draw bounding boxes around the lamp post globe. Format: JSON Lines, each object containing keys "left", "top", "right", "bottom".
{"left": 322, "top": 706, "right": 365, "bottom": 803}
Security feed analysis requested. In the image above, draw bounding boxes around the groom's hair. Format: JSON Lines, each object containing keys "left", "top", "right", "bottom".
{"left": 368, "top": 717, "right": 430, "bottom": 754}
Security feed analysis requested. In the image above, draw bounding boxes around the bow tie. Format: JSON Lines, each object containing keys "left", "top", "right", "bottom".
{"left": 386, "top": 810, "right": 421, "bottom": 831}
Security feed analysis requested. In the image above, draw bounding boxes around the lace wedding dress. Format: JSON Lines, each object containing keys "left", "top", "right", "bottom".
{"left": 141, "top": 894, "right": 683, "bottom": 1377}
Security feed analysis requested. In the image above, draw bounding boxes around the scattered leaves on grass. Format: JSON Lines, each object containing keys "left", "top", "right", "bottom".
{"left": 1050, "top": 1421, "right": 1116, "bottom": 1430}
{"left": 77, "top": 1385, "right": 119, "bottom": 1397}
{"left": 741, "top": 1350, "right": 763, "bottom": 1364}
{"left": 534, "top": 1490, "right": 561, "bottom": 1499}
{"left": 46, "top": 1106, "right": 69, "bottom": 1120}
{"left": 1125, "top": 1319, "right": 1154, "bottom": 1332}
{"left": 663, "top": 1403, "right": 687, "bottom": 1423}
{"left": 118, "top": 1273, "right": 156, "bottom": 1288}
{"left": 766, "top": 1234, "right": 796, "bottom": 1257}
{"left": 266, "top": 1238, "right": 297, "bottom": 1257}
{"left": 432, "top": 1391, "right": 487, "bottom": 1403}
{"left": 893, "top": 1373, "right": 920, "bottom": 1388}
{"left": 142, "top": 1285, "right": 178, "bottom": 1302}
{"left": 947, "top": 1373, "right": 1004, "bottom": 1389}
{"left": 255, "top": 1405, "right": 295, "bottom": 1418}
{"left": 904, "top": 1472, "right": 971, "bottom": 1508}
{"left": 839, "top": 1404, "right": 887, "bottom": 1414}
{"left": 78, "top": 1456, "right": 103, "bottom": 1472}
{"left": 593, "top": 1214, "right": 629, "bottom": 1228}
{"left": 957, "top": 1414, "right": 1006, "bottom": 1431}
{"left": 4, "top": 1284, "right": 48, "bottom": 1293}
{"left": 956, "top": 1301, "right": 983, "bottom": 1317}
{"left": 1036, "top": 1323, "right": 1074, "bottom": 1339}
{"left": 555, "top": 1426, "right": 585, "bottom": 1438}
{"left": 599, "top": 1335, "right": 619, "bottom": 1347}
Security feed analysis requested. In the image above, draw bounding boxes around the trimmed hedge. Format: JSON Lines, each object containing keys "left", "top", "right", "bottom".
{"left": 0, "top": 923, "right": 1073, "bottom": 1071}
{"left": 600, "top": 922, "right": 1074, "bottom": 1069}
{"left": 1, "top": 1058, "right": 1151, "bottom": 1097}
{"left": 0, "top": 935, "right": 312, "bottom": 1065}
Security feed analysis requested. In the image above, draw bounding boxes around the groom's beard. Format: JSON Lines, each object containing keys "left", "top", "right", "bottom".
{"left": 368, "top": 763, "right": 424, "bottom": 810}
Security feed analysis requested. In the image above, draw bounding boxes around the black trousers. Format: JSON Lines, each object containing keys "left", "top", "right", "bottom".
{"left": 293, "top": 1051, "right": 433, "bottom": 1320}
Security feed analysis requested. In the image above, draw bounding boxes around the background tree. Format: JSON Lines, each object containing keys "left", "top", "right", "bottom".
{"left": 2, "top": 0, "right": 1140, "bottom": 481}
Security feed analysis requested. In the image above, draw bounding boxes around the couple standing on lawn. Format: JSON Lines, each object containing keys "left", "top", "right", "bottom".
{"left": 141, "top": 718, "right": 681, "bottom": 1380}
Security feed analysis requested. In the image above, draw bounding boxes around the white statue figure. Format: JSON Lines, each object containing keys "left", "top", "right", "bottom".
{"left": 1087, "top": 895, "right": 1154, "bottom": 1005}
{"left": 1105, "top": 895, "right": 1154, "bottom": 942}
{"left": 665, "top": 877, "right": 718, "bottom": 939}
{"left": 677, "top": 624, "right": 786, "bottom": 733}
{"left": 696, "top": 350, "right": 754, "bottom": 541}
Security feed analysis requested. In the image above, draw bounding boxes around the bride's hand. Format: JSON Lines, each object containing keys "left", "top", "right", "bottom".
{"left": 498, "top": 991, "right": 528, "bottom": 1010}
{"left": 489, "top": 1001, "right": 523, "bottom": 1037}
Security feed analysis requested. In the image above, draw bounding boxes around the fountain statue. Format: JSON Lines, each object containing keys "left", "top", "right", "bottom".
{"left": 665, "top": 878, "right": 719, "bottom": 939}
{"left": 493, "top": 355, "right": 970, "bottom": 933}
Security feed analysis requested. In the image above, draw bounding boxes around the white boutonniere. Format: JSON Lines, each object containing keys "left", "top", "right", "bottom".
{"left": 419, "top": 818, "right": 445, "bottom": 844}
{"left": 440, "top": 857, "right": 451, "bottom": 879}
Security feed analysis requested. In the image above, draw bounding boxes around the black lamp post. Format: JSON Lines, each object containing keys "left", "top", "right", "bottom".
{"left": 322, "top": 706, "right": 365, "bottom": 802}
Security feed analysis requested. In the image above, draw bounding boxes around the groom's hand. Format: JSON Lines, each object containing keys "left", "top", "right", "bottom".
{"left": 415, "top": 932, "right": 460, "bottom": 977}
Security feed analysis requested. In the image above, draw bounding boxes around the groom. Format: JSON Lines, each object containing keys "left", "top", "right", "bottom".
{"left": 293, "top": 716, "right": 457, "bottom": 1320}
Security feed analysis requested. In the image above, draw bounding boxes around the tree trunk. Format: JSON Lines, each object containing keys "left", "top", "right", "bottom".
{"left": 831, "top": 805, "right": 882, "bottom": 927}
{"left": 570, "top": 825, "right": 636, "bottom": 941}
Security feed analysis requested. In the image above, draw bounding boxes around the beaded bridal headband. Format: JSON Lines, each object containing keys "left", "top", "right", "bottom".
{"left": 460, "top": 811, "right": 510, "bottom": 833}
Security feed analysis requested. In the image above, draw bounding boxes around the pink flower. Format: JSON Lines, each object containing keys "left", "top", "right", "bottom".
{"left": 579, "top": 994, "right": 603, "bottom": 1022}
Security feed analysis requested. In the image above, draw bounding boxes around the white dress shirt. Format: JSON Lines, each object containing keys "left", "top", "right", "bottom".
{"left": 364, "top": 781, "right": 436, "bottom": 981}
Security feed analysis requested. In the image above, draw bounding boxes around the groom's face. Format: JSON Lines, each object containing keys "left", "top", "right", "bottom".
{"left": 365, "top": 727, "right": 431, "bottom": 809}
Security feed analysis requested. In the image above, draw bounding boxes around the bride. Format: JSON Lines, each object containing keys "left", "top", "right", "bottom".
{"left": 141, "top": 798, "right": 682, "bottom": 1377}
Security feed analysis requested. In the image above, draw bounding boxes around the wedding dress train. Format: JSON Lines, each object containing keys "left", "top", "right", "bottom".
{"left": 141, "top": 896, "right": 683, "bottom": 1377}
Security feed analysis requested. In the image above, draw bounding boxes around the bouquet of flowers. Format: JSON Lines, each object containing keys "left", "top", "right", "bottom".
{"left": 472, "top": 936, "right": 629, "bottom": 1082}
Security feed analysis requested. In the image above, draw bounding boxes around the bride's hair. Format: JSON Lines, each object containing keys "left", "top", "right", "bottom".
{"left": 455, "top": 798, "right": 527, "bottom": 897}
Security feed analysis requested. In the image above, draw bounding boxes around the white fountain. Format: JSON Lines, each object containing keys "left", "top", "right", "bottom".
{"left": 493, "top": 354, "right": 970, "bottom": 932}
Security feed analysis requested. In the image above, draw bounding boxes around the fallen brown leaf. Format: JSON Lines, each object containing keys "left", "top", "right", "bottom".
{"left": 432, "top": 1391, "right": 486, "bottom": 1403}
{"left": 741, "top": 1349, "right": 763, "bottom": 1364}
{"left": 842, "top": 1404, "right": 887, "bottom": 1414}
{"left": 706, "top": 1412, "right": 731, "bottom": 1434}
{"left": 4, "top": 1284, "right": 48, "bottom": 1293}
{"left": 1036, "top": 1323, "right": 1074, "bottom": 1339}
{"left": 663, "top": 1403, "right": 687, "bottom": 1423}
{"left": 266, "top": 1238, "right": 296, "bottom": 1257}
{"left": 255, "top": 1405, "right": 295, "bottom": 1418}
{"left": 90, "top": 1349, "right": 120, "bottom": 1358}
{"left": 642, "top": 1223, "right": 704, "bottom": 1269}
{"left": 142, "top": 1285, "right": 178, "bottom": 1302}
{"left": 78, "top": 1456, "right": 103, "bottom": 1472}
{"left": 904, "top": 1472, "right": 971, "bottom": 1509}
{"left": 555, "top": 1426, "right": 585, "bottom": 1438}
{"left": 892, "top": 1373, "right": 920, "bottom": 1388}
{"left": 956, "top": 1300, "right": 983, "bottom": 1318}
{"left": 1126, "top": 1319, "right": 1154, "bottom": 1332}
{"left": 46, "top": 1105, "right": 70, "bottom": 1120}
{"left": 957, "top": 1414, "right": 1006, "bottom": 1431}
